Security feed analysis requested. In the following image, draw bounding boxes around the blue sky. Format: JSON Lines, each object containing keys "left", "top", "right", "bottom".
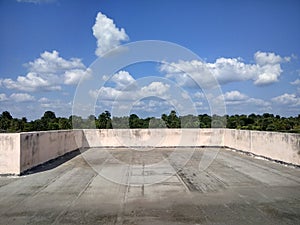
{"left": 0, "top": 0, "right": 300, "bottom": 120}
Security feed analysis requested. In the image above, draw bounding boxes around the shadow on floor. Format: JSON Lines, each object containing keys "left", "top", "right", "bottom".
{"left": 21, "top": 148, "right": 88, "bottom": 176}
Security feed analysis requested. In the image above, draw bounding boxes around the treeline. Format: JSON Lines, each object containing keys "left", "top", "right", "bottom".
{"left": 0, "top": 110, "right": 300, "bottom": 133}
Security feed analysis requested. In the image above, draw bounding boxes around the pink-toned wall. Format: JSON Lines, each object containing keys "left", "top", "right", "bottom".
{"left": 0, "top": 129, "right": 299, "bottom": 175}
{"left": 0, "top": 134, "right": 20, "bottom": 174}
{"left": 82, "top": 129, "right": 224, "bottom": 147}
{"left": 224, "top": 129, "right": 300, "bottom": 165}
{"left": 20, "top": 130, "right": 83, "bottom": 172}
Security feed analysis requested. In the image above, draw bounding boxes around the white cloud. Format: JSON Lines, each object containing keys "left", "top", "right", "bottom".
{"left": 272, "top": 93, "right": 300, "bottom": 106}
{"left": 217, "top": 91, "right": 271, "bottom": 112}
{"left": 254, "top": 51, "right": 288, "bottom": 65}
{"left": 110, "top": 70, "right": 135, "bottom": 89}
{"left": 92, "top": 12, "right": 129, "bottom": 57}
{"left": 1, "top": 72, "right": 62, "bottom": 92}
{"left": 223, "top": 90, "right": 248, "bottom": 101}
{"left": 0, "top": 93, "right": 8, "bottom": 102}
{"left": 0, "top": 50, "right": 89, "bottom": 92}
{"left": 291, "top": 79, "right": 300, "bottom": 86}
{"left": 91, "top": 81, "right": 170, "bottom": 101}
{"left": 9, "top": 93, "right": 35, "bottom": 102}
{"left": 194, "top": 92, "right": 203, "bottom": 99}
{"left": 0, "top": 92, "right": 35, "bottom": 102}
{"left": 64, "top": 68, "right": 92, "bottom": 85}
{"left": 26, "top": 50, "right": 85, "bottom": 74}
{"left": 38, "top": 97, "right": 49, "bottom": 103}
{"left": 160, "top": 51, "right": 289, "bottom": 87}
{"left": 140, "top": 82, "right": 170, "bottom": 96}
{"left": 90, "top": 69, "right": 171, "bottom": 102}
{"left": 40, "top": 99, "right": 71, "bottom": 109}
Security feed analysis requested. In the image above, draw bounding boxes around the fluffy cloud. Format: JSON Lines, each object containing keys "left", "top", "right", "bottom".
{"left": 0, "top": 51, "right": 89, "bottom": 92}
{"left": 223, "top": 91, "right": 248, "bottom": 101}
{"left": 216, "top": 90, "right": 271, "bottom": 115}
{"left": 110, "top": 70, "right": 135, "bottom": 89}
{"left": 0, "top": 93, "right": 8, "bottom": 102}
{"left": 92, "top": 12, "right": 129, "bottom": 57}
{"left": 140, "top": 82, "right": 170, "bottom": 96}
{"left": 272, "top": 93, "right": 300, "bottom": 106}
{"left": 254, "top": 51, "right": 289, "bottom": 65}
{"left": 9, "top": 93, "right": 35, "bottom": 102}
{"left": 0, "top": 93, "right": 35, "bottom": 102}
{"left": 90, "top": 70, "right": 171, "bottom": 102}
{"left": 160, "top": 51, "right": 289, "bottom": 87}
{"left": 291, "top": 79, "right": 300, "bottom": 86}
{"left": 64, "top": 68, "right": 92, "bottom": 85}
{"left": 91, "top": 81, "right": 170, "bottom": 101}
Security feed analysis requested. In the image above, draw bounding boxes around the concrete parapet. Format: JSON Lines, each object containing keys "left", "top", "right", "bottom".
{"left": 20, "top": 130, "right": 83, "bottom": 172}
{"left": 0, "top": 133, "right": 20, "bottom": 175}
{"left": 224, "top": 129, "right": 300, "bottom": 165}
{"left": 82, "top": 129, "right": 224, "bottom": 147}
{"left": 0, "top": 129, "right": 299, "bottom": 175}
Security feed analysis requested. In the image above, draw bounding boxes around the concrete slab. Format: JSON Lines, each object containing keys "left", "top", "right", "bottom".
{"left": 0, "top": 147, "right": 299, "bottom": 224}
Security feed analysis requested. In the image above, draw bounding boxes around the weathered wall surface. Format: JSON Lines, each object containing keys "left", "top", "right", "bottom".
{"left": 224, "top": 129, "right": 300, "bottom": 165}
{"left": 0, "top": 129, "right": 299, "bottom": 175}
{"left": 0, "top": 134, "right": 20, "bottom": 175}
{"left": 250, "top": 131, "right": 300, "bottom": 165}
{"left": 82, "top": 129, "right": 225, "bottom": 147}
{"left": 20, "top": 130, "right": 83, "bottom": 172}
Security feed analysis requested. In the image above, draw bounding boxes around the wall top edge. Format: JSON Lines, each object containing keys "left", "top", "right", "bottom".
{"left": 0, "top": 128, "right": 298, "bottom": 136}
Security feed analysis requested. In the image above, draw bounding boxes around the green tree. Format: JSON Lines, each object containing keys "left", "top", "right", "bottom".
{"left": 162, "top": 110, "right": 181, "bottom": 128}
{"left": 0, "top": 111, "right": 13, "bottom": 131}
{"left": 97, "top": 111, "right": 112, "bottom": 129}
{"left": 129, "top": 114, "right": 143, "bottom": 128}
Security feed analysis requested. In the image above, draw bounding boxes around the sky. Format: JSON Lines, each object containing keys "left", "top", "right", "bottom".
{"left": 0, "top": 0, "right": 300, "bottom": 120}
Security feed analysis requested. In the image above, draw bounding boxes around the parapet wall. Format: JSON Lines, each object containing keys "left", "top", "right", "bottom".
{"left": 0, "top": 129, "right": 299, "bottom": 175}
{"left": 0, "top": 134, "right": 20, "bottom": 175}
{"left": 224, "top": 129, "right": 300, "bottom": 165}
{"left": 20, "top": 130, "right": 83, "bottom": 172}
{"left": 82, "top": 129, "right": 224, "bottom": 147}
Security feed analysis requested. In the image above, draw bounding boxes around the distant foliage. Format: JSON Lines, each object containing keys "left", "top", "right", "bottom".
{"left": 0, "top": 111, "right": 299, "bottom": 133}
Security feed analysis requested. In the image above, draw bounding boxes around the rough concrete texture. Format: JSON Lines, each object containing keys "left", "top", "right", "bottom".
{"left": 20, "top": 130, "right": 83, "bottom": 173}
{"left": 82, "top": 129, "right": 224, "bottom": 148}
{"left": 224, "top": 129, "right": 300, "bottom": 165}
{"left": 0, "top": 147, "right": 299, "bottom": 225}
{"left": 0, "top": 134, "right": 20, "bottom": 174}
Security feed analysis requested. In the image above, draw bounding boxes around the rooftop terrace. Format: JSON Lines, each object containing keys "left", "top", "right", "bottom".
{"left": 1, "top": 147, "right": 300, "bottom": 225}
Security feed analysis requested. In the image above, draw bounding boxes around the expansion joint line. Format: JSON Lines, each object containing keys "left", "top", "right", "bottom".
{"left": 51, "top": 172, "right": 98, "bottom": 225}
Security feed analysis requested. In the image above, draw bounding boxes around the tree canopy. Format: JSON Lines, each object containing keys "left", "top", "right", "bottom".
{"left": 0, "top": 110, "right": 299, "bottom": 133}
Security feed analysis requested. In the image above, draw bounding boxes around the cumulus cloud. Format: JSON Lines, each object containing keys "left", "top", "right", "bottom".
{"left": 217, "top": 91, "right": 271, "bottom": 111}
{"left": 223, "top": 91, "right": 248, "bottom": 101}
{"left": 0, "top": 93, "right": 8, "bottom": 102}
{"left": 64, "top": 68, "right": 92, "bottom": 85}
{"left": 0, "top": 93, "right": 35, "bottom": 102}
{"left": 194, "top": 92, "right": 206, "bottom": 100}
{"left": 140, "top": 82, "right": 170, "bottom": 96}
{"left": 254, "top": 51, "right": 289, "bottom": 65}
{"left": 91, "top": 81, "right": 170, "bottom": 101}
{"left": 272, "top": 93, "right": 300, "bottom": 106}
{"left": 0, "top": 50, "right": 89, "bottom": 92}
{"left": 110, "top": 70, "right": 135, "bottom": 89}
{"left": 90, "top": 70, "right": 171, "bottom": 102}
{"left": 9, "top": 93, "right": 35, "bottom": 102}
{"left": 92, "top": 12, "right": 129, "bottom": 57}
{"left": 291, "top": 79, "right": 300, "bottom": 86}
{"left": 160, "top": 51, "right": 289, "bottom": 87}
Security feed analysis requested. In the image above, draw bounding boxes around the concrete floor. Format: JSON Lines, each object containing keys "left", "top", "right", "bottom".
{"left": 0, "top": 147, "right": 300, "bottom": 225}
